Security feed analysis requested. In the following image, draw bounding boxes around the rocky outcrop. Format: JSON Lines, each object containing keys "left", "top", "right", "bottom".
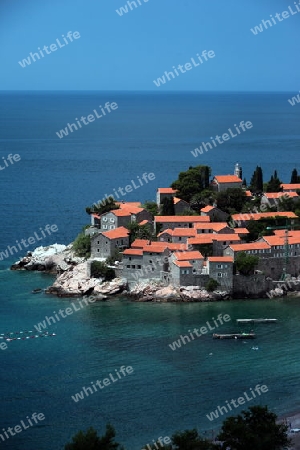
{"left": 128, "top": 280, "right": 230, "bottom": 302}
{"left": 93, "top": 278, "right": 127, "bottom": 296}
{"left": 10, "top": 244, "right": 84, "bottom": 274}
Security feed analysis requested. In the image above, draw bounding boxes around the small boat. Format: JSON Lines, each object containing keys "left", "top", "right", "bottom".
{"left": 32, "top": 288, "right": 42, "bottom": 294}
{"left": 213, "top": 333, "right": 256, "bottom": 340}
{"left": 236, "top": 319, "right": 277, "bottom": 324}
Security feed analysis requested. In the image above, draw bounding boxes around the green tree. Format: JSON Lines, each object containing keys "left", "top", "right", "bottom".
{"left": 171, "top": 429, "right": 217, "bottom": 450}
{"left": 126, "top": 222, "right": 153, "bottom": 244}
{"left": 142, "top": 201, "right": 158, "bottom": 216}
{"left": 249, "top": 166, "right": 263, "bottom": 193}
{"left": 106, "top": 248, "right": 122, "bottom": 265}
{"left": 206, "top": 278, "right": 220, "bottom": 292}
{"left": 86, "top": 196, "right": 120, "bottom": 215}
{"left": 64, "top": 424, "right": 124, "bottom": 450}
{"left": 73, "top": 231, "right": 91, "bottom": 258}
{"left": 235, "top": 252, "right": 259, "bottom": 275}
{"left": 171, "top": 165, "right": 211, "bottom": 203}
{"left": 190, "top": 189, "right": 217, "bottom": 210}
{"left": 91, "top": 261, "right": 115, "bottom": 280}
{"left": 266, "top": 170, "right": 282, "bottom": 192}
{"left": 161, "top": 197, "right": 175, "bottom": 215}
{"left": 217, "top": 405, "right": 291, "bottom": 450}
{"left": 216, "top": 188, "right": 247, "bottom": 214}
{"left": 290, "top": 168, "right": 300, "bottom": 184}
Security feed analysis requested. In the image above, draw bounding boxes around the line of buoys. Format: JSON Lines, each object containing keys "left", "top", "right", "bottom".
{"left": 0, "top": 330, "right": 56, "bottom": 341}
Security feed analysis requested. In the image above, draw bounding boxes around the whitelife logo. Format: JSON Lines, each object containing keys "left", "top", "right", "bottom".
{"left": 206, "top": 384, "right": 269, "bottom": 421}
{"left": 18, "top": 31, "right": 81, "bottom": 68}
{"left": 168, "top": 314, "right": 231, "bottom": 351}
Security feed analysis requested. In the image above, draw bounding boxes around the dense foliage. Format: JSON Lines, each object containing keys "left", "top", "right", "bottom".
{"left": 265, "top": 170, "right": 282, "bottom": 192}
{"left": 235, "top": 252, "right": 259, "bottom": 275}
{"left": 290, "top": 168, "right": 300, "bottom": 184}
{"left": 64, "top": 424, "right": 123, "bottom": 450}
{"left": 249, "top": 166, "right": 263, "bottom": 193}
{"left": 91, "top": 261, "right": 115, "bottom": 280}
{"left": 73, "top": 231, "right": 91, "bottom": 258}
{"left": 205, "top": 278, "right": 220, "bottom": 292}
{"left": 161, "top": 196, "right": 175, "bottom": 215}
{"left": 171, "top": 165, "right": 211, "bottom": 203}
{"left": 65, "top": 407, "right": 291, "bottom": 450}
{"left": 142, "top": 201, "right": 158, "bottom": 216}
{"left": 218, "top": 405, "right": 291, "bottom": 450}
{"left": 86, "top": 196, "right": 120, "bottom": 215}
{"left": 216, "top": 188, "right": 248, "bottom": 214}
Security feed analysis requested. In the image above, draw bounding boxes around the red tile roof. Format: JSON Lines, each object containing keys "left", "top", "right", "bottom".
{"left": 173, "top": 197, "right": 188, "bottom": 204}
{"left": 231, "top": 211, "right": 297, "bottom": 221}
{"left": 229, "top": 242, "right": 270, "bottom": 251}
{"left": 143, "top": 245, "right": 167, "bottom": 253}
{"left": 281, "top": 184, "right": 300, "bottom": 190}
{"left": 263, "top": 233, "right": 300, "bottom": 246}
{"left": 263, "top": 192, "right": 298, "bottom": 199}
{"left": 214, "top": 175, "right": 242, "bottom": 183}
{"left": 123, "top": 249, "right": 143, "bottom": 256}
{"left": 157, "top": 188, "right": 177, "bottom": 194}
{"left": 116, "top": 202, "right": 142, "bottom": 209}
{"left": 173, "top": 260, "right": 192, "bottom": 268}
{"left": 211, "top": 234, "right": 241, "bottom": 242}
{"left": 155, "top": 216, "right": 210, "bottom": 223}
{"left": 102, "top": 226, "right": 129, "bottom": 239}
{"left": 194, "top": 222, "right": 228, "bottom": 231}
{"left": 172, "top": 228, "right": 197, "bottom": 237}
{"left": 201, "top": 205, "right": 215, "bottom": 213}
{"left": 208, "top": 256, "right": 234, "bottom": 262}
{"left": 174, "top": 251, "right": 204, "bottom": 260}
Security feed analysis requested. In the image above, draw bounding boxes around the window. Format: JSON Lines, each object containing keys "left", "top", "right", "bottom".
{"left": 137, "top": 265, "right": 141, "bottom": 269}
{"left": 103, "top": 225, "right": 107, "bottom": 229}
{"left": 126, "top": 265, "right": 130, "bottom": 268}
{"left": 110, "top": 225, "right": 115, "bottom": 230}
{"left": 217, "top": 264, "right": 223, "bottom": 269}
{"left": 110, "top": 218, "right": 115, "bottom": 223}
{"left": 97, "top": 241, "right": 100, "bottom": 244}
{"left": 149, "top": 260, "right": 153, "bottom": 264}
{"left": 217, "top": 273, "right": 222, "bottom": 277}
{"left": 97, "top": 249, "right": 100, "bottom": 252}
{"left": 103, "top": 217, "right": 107, "bottom": 222}
{"left": 129, "top": 257, "right": 131, "bottom": 261}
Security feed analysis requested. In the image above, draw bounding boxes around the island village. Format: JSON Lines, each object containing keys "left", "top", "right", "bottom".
{"left": 12, "top": 164, "right": 300, "bottom": 301}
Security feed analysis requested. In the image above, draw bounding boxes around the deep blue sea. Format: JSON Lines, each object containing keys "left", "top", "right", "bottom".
{"left": 0, "top": 92, "right": 300, "bottom": 449}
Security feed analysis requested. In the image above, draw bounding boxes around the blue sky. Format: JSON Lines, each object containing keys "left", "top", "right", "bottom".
{"left": 0, "top": 0, "right": 299, "bottom": 91}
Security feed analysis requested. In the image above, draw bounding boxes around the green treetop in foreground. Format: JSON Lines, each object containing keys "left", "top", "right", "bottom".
{"left": 65, "top": 406, "right": 291, "bottom": 450}
{"left": 171, "top": 165, "right": 211, "bottom": 203}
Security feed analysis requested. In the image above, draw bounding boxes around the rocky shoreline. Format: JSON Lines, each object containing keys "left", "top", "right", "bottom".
{"left": 11, "top": 244, "right": 300, "bottom": 302}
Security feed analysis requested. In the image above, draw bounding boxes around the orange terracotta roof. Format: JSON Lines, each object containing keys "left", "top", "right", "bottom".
{"left": 263, "top": 233, "right": 300, "bottom": 246}
{"left": 157, "top": 229, "right": 173, "bottom": 237}
{"left": 231, "top": 211, "right": 297, "bottom": 221}
{"left": 245, "top": 190, "right": 252, "bottom": 197}
{"left": 194, "top": 222, "right": 228, "bottom": 231}
{"left": 172, "top": 228, "right": 197, "bottom": 237}
{"left": 102, "top": 226, "right": 129, "bottom": 239}
{"left": 211, "top": 234, "right": 241, "bottom": 242}
{"left": 188, "top": 236, "right": 214, "bottom": 245}
{"left": 111, "top": 206, "right": 144, "bottom": 216}
{"left": 143, "top": 245, "right": 167, "bottom": 253}
{"left": 157, "top": 188, "right": 177, "bottom": 194}
{"left": 116, "top": 202, "right": 142, "bottom": 209}
{"left": 173, "top": 197, "right": 188, "bottom": 204}
{"left": 263, "top": 192, "right": 298, "bottom": 199}
{"left": 214, "top": 175, "right": 242, "bottom": 183}
{"left": 233, "top": 228, "right": 249, "bottom": 234}
{"left": 229, "top": 242, "right": 270, "bottom": 251}
{"left": 167, "top": 243, "right": 189, "bottom": 251}
{"left": 173, "top": 260, "right": 192, "bottom": 268}
{"left": 208, "top": 256, "right": 234, "bottom": 262}
{"left": 139, "top": 219, "right": 150, "bottom": 226}
{"left": 281, "top": 184, "right": 300, "bottom": 190}
{"left": 131, "top": 239, "right": 151, "bottom": 248}
{"left": 201, "top": 205, "right": 215, "bottom": 213}
{"left": 274, "top": 229, "right": 300, "bottom": 236}
{"left": 174, "top": 251, "right": 204, "bottom": 260}
{"left": 123, "top": 248, "right": 143, "bottom": 256}
{"left": 155, "top": 216, "right": 210, "bottom": 223}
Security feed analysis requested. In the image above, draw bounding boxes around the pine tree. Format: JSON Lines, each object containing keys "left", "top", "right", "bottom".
{"left": 291, "top": 168, "right": 299, "bottom": 184}
{"left": 249, "top": 166, "right": 263, "bottom": 193}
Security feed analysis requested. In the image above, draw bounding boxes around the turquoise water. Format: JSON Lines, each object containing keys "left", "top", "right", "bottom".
{"left": 1, "top": 268, "right": 300, "bottom": 449}
{"left": 0, "top": 92, "right": 300, "bottom": 449}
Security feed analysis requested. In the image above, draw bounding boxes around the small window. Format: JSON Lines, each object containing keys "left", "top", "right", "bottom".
{"left": 126, "top": 265, "right": 130, "bottom": 268}
{"left": 217, "top": 273, "right": 222, "bottom": 277}
{"left": 97, "top": 249, "right": 100, "bottom": 252}
{"left": 132, "top": 265, "right": 136, "bottom": 269}
{"left": 149, "top": 260, "right": 153, "bottom": 264}
{"left": 137, "top": 265, "right": 141, "bottom": 269}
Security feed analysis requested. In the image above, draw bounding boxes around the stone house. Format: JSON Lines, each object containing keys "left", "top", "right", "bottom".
{"left": 200, "top": 205, "right": 229, "bottom": 222}
{"left": 210, "top": 175, "right": 243, "bottom": 192}
{"left": 169, "top": 251, "right": 205, "bottom": 286}
{"left": 156, "top": 188, "right": 177, "bottom": 207}
{"left": 207, "top": 256, "right": 234, "bottom": 290}
{"left": 100, "top": 207, "right": 152, "bottom": 231}
{"left": 281, "top": 183, "right": 300, "bottom": 192}
{"left": 155, "top": 215, "right": 210, "bottom": 232}
{"left": 173, "top": 197, "right": 191, "bottom": 214}
{"left": 91, "top": 226, "right": 130, "bottom": 259}
{"left": 260, "top": 192, "right": 299, "bottom": 209}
